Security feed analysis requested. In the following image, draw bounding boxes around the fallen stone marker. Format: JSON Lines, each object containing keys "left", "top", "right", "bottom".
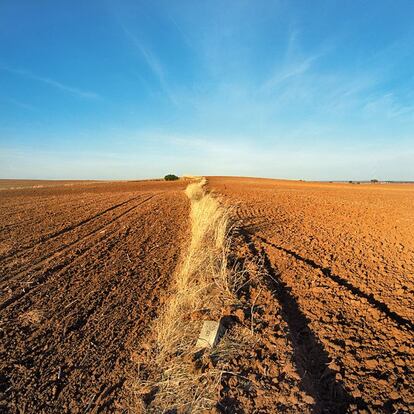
{"left": 196, "top": 320, "right": 224, "bottom": 348}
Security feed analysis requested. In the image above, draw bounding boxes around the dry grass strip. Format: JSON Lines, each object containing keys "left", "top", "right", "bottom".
{"left": 133, "top": 178, "right": 244, "bottom": 413}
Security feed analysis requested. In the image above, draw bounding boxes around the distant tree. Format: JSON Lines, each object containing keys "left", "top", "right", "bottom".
{"left": 164, "top": 174, "right": 179, "bottom": 181}
{"left": 349, "top": 180, "right": 353, "bottom": 184}
{"left": 371, "top": 179, "right": 379, "bottom": 183}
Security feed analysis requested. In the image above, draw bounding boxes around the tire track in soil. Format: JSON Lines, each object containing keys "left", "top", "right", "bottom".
{"left": 1, "top": 233, "right": 126, "bottom": 413}
{"left": 240, "top": 229, "right": 361, "bottom": 413}
{"left": 209, "top": 177, "right": 413, "bottom": 412}
{"left": 0, "top": 192, "right": 153, "bottom": 263}
{"left": 64, "top": 267, "right": 171, "bottom": 413}
{"left": 257, "top": 235, "right": 414, "bottom": 333}
{"left": 0, "top": 222, "right": 120, "bottom": 312}
{"left": 232, "top": 201, "right": 414, "bottom": 326}
{"left": 0, "top": 197, "right": 102, "bottom": 244}
{"left": 236, "top": 207, "right": 414, "bottom": 324}
{"left": 1, "top": 188, "right": 189, "bottom": 414}
{"left": 0, "top": 194, "right": 98, "bottom": 221}
{"left": 212, "top": 177, "right": 414, "bottom": 323}
{"left": 251, "top": 231, "right": 414, "bottom": 412}
{"left": 0, "top": 194, "right": 157, "bottom": 310}
{"left": 0, "top": 193, "right": 155, "bottom": 282}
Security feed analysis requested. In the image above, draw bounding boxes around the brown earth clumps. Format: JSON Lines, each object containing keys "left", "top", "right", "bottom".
{"left": 0, "top": 180, "right": 189, "bottom": 413}
{"left": 1, "top": 177, "right": 413, "bottom": 413}
{"left": 207, "top": 176, "right": 414, "bottom": 414}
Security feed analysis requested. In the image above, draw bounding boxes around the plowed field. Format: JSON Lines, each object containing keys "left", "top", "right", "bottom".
{"left": 1, "top": 177, "right": 413, "bottom": 413}
{"left": 208, "top": 177, "right": 414, "bottom": 414}
{"left": 0, "top": 180, "right": 189, "bottom": 413}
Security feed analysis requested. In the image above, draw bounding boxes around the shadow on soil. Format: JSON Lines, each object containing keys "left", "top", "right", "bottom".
{"left": 239, "top": 228, "right": 369, "bottom": 414}
{"left": 257, "top": 235, "right": 414, "bottom": 332}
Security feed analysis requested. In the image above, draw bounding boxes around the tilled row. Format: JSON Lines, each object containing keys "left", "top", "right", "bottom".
{"left": 0, "top": 192, "right": 156, "bottom": 266}
{"left": 207, "top": 177, "right": 414, "bottom": 413}
{"left": 224, "top": 179, "right": 414, "bottom": 323}
{"left": 0, "top": 192, "right": 126, "bottom": 254}
{"left": 0, "top": 184, "right": 189, "bottom": 413}
{"left": 219, "top": 232, "right": 323, "bottom": 413}
{"left": 219, "top": 229, "right": 413, "bottom": 413}
{"left": 258, "top": 234, "right": 413, "bottom": 413}
{"left": 0, "top": 194, "right": 157, "bottom": 309}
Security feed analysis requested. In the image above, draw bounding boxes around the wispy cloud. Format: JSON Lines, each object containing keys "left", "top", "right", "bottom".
{"left": 7, "top": 98, "right": 37, "bottom": 112}
{"left": 363, "top": 92, "right": 414, "bottom": 119}
{"left": 0, "top": 65, "right": 100, "bottom": 99}
{"left": 262, "top": 28, "right": 328, "bottom": 91}
{"left": 123, "top": 27, "right": 164, "bottom": 82}
{"left": 263, "top": 53, "right": 321, "bottom": 91}
{"left": 121, "top": 25, "right": 178, "bottom": 106}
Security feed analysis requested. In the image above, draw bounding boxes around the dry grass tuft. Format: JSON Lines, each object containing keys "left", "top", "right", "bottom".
{"left": 19, "top": 309, "right": 45, "bottom": 326}
{"left": 133, "top": 177, "right": 241, "bottom": 413}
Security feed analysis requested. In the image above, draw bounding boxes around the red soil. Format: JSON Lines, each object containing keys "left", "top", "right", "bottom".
{"left": 0, "top": 179, "right": 101, "bottom": 190}
{"left": 2, "top": 176, "right": 413, "bottom": 413}
{"left": 0, "top": 180, "right": 189, "bottom": 413}
{"left": 208, "top": 177, "right": 414, "bottom": 414}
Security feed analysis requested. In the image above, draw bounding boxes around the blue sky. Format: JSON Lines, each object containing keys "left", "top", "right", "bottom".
{"left": 1, "top": 0, "right": 413, "bottom": 180}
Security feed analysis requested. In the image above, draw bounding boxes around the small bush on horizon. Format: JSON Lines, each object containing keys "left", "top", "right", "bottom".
{"left": 164, "top": 174, "right": 179, "bottom": 181}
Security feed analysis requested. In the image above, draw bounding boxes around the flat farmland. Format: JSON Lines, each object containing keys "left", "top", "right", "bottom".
{"left": 208, "top": 177, "right": 414, "bottom": 413}
{"left": 0, "top": 179, "right": 100, "bottom": 191}
{"left": 1, "top": 177, "right": 413, "bottom": 413}
{"left": 0, "top": 180, "right": 189, "bottom": 413}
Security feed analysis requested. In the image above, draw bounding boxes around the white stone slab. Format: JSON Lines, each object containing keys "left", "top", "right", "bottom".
{"left": 196, "top": 320, "right": 223, "bottom": 348}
